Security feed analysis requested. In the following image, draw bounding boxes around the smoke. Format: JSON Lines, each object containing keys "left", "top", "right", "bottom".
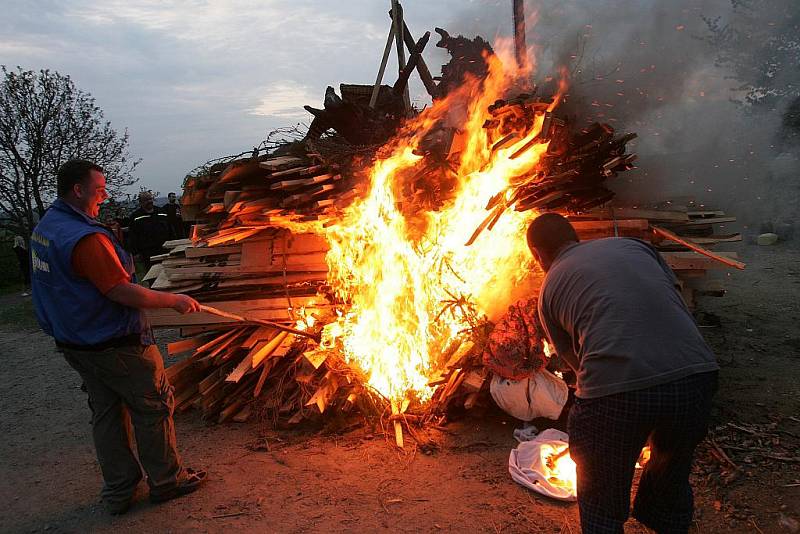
{"left": 439, "top": 0, "right": 800, "bottom": 234}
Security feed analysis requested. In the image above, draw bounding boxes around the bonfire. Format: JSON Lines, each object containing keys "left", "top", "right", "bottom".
{"left": 144, "top": 8, "right": 738, "bottom": 478}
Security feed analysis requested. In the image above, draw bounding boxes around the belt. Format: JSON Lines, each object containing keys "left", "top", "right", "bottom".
{"left": 56, "top": 333, "right": 141, "bottom": 352}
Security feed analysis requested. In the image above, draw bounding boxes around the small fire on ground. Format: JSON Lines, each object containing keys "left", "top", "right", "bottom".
{"left": 544, "top": 445, "right": 652, "bottom": 494}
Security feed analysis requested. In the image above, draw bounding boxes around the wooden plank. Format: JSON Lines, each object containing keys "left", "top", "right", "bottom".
{"left": 208, "top": 273, "right": 326, "bottom": 289}
{"left": 270, "top": 174, "right": 334, "bottom": 191}
{"left": 252, "top": 332, "right": 291, "bottom": 368}
{"left": 461, "top": 369, "right": 487, "bottom": 393}
{"left": 232, "top": 404, "right": 251, "bottom": 423}
{"left": 198, "top": 370, "right": 224, "bottom": 396}
{"left": 167, "top": 333, "right": 216, "bottom": 356}
{"left": 194, "top": 328, "right": 241, "bottom": 354}
{"left": 218, "top": 398, "right": 246, "bottom": 423}
{"left": 269, "top": 164, "right": 327, "bottom": 178}
{"left": 147, "top": 305, "right": 315, "bottom": 327}
{"left": 253, "top": 359, "right": 273, "bottom": 398}
{"left": 305, "top": 371, "right": 339, "bottom": 413}
{"left": 444, "top": 341, "right": 475, "bottom": 370}
{"left": 226, "top": 353, "right": 255, "bottom": 383}
{"left": 576, "top": 207, "right": 689, "bottom": 222}
{"left": 184, "top": 245, "right": 241, "bottom": 258}
{"left": 143, "top": 263, "right": 164, "bottom": 282}
{"left": 653, "top": 225, "right": 745, "bottom": 270}
{"left": 241, "top": 326, "right": 276, "bottom": 349}
{"left": 180, "top": 324, "right": 234, "bottom": 336}
{"left": 666, "top": 216, "right": 736, "bottom": 227}
{"left": 207, "top": 328, "right": 248, "bottom": 362}
{"left": 304, "top": 350, "right": 328, "bottom": 369}
{"left": 687, "top": 210, "right": 725, "bottom": 218}
{"left": 162, "top": 254, "right": 327, "bottom": 278}
{"left": 163, "top": 238, "right": 193, "bottom": 249}
{"left": 688, "top": 234, "right": 742, "bottom": 245}
{"left": 259, "top": 156, "right": 304, "bottom": 171}
{"left": 570, "top": 219, "right": 651, "bottom": 239}
{"left": 164, "top": 356, "right": 197, "bottom": 382}
{"left": 662, "top": 251, "right": 740, "bottom": 271}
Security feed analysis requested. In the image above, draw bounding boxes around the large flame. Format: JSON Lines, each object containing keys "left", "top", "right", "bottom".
{"left": 310, "top": 43, "right": 565, "bottom": 401}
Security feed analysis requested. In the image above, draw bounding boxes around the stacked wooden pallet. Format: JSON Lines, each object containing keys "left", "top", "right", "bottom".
{"left": 180, "top": 155, "right": 358, "bottom": 234}
{"left": 146, "top": 203, "right": 741, "bottom": 427}
{"left": 142, "top": 230, "right": 334, "bottom": 423}
{"left": 143, "top": 231, "right": 329, "bottom": 305}
{"left": 569, "top": 205, "right": 743, "bottom": 308}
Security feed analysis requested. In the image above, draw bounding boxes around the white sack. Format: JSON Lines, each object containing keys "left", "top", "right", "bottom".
{"left": 508, "top": 428, "right": 577, "bottom": 501}
{"left": 490, "top": 370, "right": 568, "bottom": 421}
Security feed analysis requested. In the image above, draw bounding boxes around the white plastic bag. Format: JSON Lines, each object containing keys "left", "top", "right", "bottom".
{"left": 490, "top": 370, "right": 568, "bottom": 421}
{"left": 508, "top": 428, "right": 577, "bottom": 501}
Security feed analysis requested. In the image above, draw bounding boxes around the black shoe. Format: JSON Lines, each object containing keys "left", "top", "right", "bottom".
{"left": 104, "top": 498, "right": 132, "bottom": 515}
{"left": 150, "top": 468, "right": 208, "bottom": 504}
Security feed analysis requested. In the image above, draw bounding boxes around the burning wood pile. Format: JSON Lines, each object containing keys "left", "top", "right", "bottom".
{"left": 142, "top": 22, "right": 743, "bottom": 445}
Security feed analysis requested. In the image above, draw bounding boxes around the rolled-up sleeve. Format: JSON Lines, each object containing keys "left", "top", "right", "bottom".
{"left": 71, "top": 233, "right": 130, "bottom": 294}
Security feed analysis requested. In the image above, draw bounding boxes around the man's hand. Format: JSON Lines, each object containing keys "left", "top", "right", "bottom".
{"left": 172, "top": 294, "right": 201, "bottom": 314}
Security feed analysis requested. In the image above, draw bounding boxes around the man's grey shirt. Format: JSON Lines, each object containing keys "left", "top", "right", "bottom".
{"left": 538, "top": 238, "right": 719, "bottom": 399}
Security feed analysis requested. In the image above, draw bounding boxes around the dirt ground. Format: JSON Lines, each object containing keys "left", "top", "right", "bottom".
{"left": 0, "top": 240, "right": 798, "bottom": 534}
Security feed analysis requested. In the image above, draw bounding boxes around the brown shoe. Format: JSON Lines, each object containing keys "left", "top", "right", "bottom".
{"left": 150, "top": 468, "right": 208, "bottom": 504}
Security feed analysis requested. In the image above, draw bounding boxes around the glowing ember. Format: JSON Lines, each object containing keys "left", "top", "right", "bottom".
{"left": 296, "top": 41, "right": 565, "bottom": 402}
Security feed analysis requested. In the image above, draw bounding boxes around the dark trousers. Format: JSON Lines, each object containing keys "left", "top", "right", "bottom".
{"left": 62, "top": 344, "right": 185, "bottom": 505}
{"left": 14, "top": 246, "right": 30, "bottom": 285}
{"left": 568, "top": 371, "right": 718, "bottom": 534}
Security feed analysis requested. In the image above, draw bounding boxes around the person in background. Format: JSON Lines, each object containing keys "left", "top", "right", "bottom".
{"left": 128, "top": 190, "right": 171, "bottom": 273}
{"left": 164, "top": 192, "right": 185, "bottom": 239}
{"left": 13, "top": 233, "right": 30, "bottom": 296}
{"left": 527, "top": 212, "right": 719, "bottom": 534}
{"left": 30, "top": 160, "right": 207, "bottom": 515}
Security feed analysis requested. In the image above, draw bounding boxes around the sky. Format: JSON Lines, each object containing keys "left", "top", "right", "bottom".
{"left": 0, "top": 0, "right": 517, "bottom": 194}
{"left": 5, "top": 0, "right": 793, "bottom": 225}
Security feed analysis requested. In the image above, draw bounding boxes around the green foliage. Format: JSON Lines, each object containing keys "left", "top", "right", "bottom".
{"left": 703, "top": 0, "right": 800, "bottom": 108}
{"left": 0, "top": 230, "right": 26, "bottom": 290}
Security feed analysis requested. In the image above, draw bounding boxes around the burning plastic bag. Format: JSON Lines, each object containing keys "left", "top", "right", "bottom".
{"left": 489, "top": 369, "right": 568, "bottom": 421}
{"left": 508, "top": 428, "right": 577, "bottom": 501}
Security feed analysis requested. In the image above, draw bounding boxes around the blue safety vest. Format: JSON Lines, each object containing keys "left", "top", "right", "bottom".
{"left": 30, "top": 198, "right": 150, "bottom": 346}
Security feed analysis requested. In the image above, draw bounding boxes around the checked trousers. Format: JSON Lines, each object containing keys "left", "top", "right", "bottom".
{"left": 567, "top": 371, "right": 718, "bottom": 534}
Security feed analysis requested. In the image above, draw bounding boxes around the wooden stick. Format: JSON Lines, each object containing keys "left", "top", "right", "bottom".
{"left": 199, "top": 304, "right": 319, "bottom": 341}
{"left": 513, "top": 0, "right": 528, "bottom": 70}
{"left": 652, "top": 225, "right": 746, "bottom": 270}
{"left": 391, "top": 399, "right": 404, "bottom": 448}
{"left": 391, "top": 0, "right": 411, "bottom": 113}
{"left": 398, "top": 19, "right": 438, "bottom": 99}
{"left": 370, "top": 23, "right": 396, "bottom": 108}
{"left": 707, "top": 438, "right": 740, "bottom": 470}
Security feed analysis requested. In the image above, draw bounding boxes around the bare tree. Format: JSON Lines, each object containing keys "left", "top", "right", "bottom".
{"left": 0, "top": 66, "right": 140, "bottom": 236}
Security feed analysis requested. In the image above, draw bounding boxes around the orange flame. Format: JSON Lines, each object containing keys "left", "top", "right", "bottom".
{"left": 306, "top": 40, "right": 568, "bottom": 402}
{"left": 542, "top": 443, "right": 578, "bottom": 493}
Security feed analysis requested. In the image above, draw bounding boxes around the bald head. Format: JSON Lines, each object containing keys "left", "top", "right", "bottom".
{"left": 526, "top": 213, "right": 579, "bottom": 272}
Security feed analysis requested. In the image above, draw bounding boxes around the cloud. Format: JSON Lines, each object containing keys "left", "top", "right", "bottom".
{"left": 251, "top": 80, "right": 316, "bottom": 118}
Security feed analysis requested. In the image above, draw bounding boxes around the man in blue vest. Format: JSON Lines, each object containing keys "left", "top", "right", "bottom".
{"left": 30, "top": 160, "right": 207, "bottom": 514}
